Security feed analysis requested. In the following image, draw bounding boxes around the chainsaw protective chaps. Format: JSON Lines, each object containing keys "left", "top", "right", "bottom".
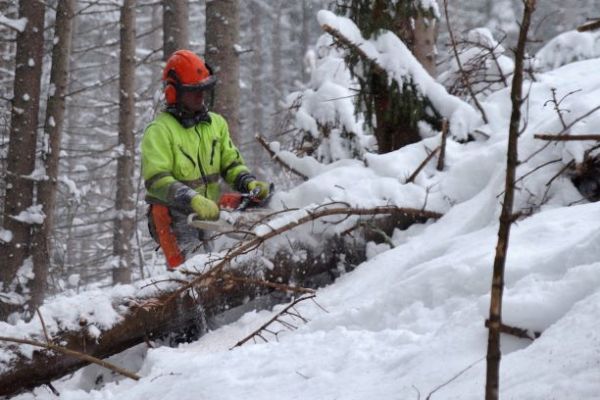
{"left": 149, "top": 205, "right": 209, "bottom": 269}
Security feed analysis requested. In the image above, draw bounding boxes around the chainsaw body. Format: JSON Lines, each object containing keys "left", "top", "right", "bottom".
{"left": 188, "top": 186, "right": 274, "bottom": 239}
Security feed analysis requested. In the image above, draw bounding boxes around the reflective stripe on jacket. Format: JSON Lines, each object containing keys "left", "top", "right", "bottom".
{"left": 141, "top": 111, "right": 250, "bottom": 206}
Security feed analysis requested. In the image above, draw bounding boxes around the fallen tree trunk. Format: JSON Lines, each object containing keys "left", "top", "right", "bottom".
{"left": 0, "top": 206, "right": 441, "bottom": 397}
{"left": 0, "top": 244, "right": 355, "bottom": 397}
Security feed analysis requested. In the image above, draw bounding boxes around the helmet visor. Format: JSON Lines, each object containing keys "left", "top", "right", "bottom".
{"left": 177, "top": 76, "right": 217, "bottom": 92}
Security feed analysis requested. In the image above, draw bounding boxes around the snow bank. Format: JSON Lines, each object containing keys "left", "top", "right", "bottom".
{"left": 535, "top": 29, "right": 600, "bottom": 71}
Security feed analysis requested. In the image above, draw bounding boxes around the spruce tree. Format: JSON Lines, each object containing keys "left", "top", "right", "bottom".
{"left": 336, "top": 0, "right": 442, "bottom": 153}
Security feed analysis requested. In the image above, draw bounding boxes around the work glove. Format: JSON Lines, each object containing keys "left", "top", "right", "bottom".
{"left": 247, "top": 180, "right": 270, "bottom": 200}
{"left": 190, "top": 194, "right": 220, "bottom": 220}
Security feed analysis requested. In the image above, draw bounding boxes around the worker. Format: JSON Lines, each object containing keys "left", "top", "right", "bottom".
{"left": 141, "top": 49, "right": 269, "bottom": 269}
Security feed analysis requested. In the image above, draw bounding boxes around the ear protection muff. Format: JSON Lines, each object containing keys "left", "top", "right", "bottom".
{"left": 164, "top": 69, "right": 180, "bottom": 105}
{"left": 164, "top": 82, "right": 177, "bottom": 105}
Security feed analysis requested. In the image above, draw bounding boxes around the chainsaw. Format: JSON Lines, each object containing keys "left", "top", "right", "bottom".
{"left": 187, "top": 184, "right": 274, "bottom": 239}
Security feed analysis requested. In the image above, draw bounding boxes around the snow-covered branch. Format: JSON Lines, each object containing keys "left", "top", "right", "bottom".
{"left": 0, "top": 15, "right": 27, "bottom": 32}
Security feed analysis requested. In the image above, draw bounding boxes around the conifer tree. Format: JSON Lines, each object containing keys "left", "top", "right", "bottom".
{"left": 336, "top": 0, "right": 442, "bottom": 153}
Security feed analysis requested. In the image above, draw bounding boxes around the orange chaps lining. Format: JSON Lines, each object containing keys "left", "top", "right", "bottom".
{"left": 150, "top": 204, "right": 185, "bottom": 269}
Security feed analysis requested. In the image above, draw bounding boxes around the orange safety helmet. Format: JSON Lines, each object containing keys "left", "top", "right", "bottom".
{"left": 162, "top": 50, "right": 217, "bottom": 105}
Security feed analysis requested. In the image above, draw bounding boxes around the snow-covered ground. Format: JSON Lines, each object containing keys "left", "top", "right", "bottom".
{"left": 6, "top": 15, "right": 600, "bottom": 400}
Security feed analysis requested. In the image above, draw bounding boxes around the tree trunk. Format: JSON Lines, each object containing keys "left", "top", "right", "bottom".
{"left": 485, "top": 1, "right": 536, "bottom": 399}
{"left": 270, "top": 2, "right": 283, "bottom": 132}
{"left": 372, "top": 74, "right": 422, "bottom": 154}
{"left": 30, "top": 0, "right": 76, "bottom": 311}
{"left": 250, "top": 0, "right": 264, "bottom": 138}
{"left": 412, "top": 15, "right": 437, "bottom": 77}
{"left": 392, "top": 2, "right": 438, "bottom": 76}
{"left": 113, "top": 0, "right": 137, "bottom": 284}
{"left": 205, "top": 0, "right": 240, "bottom": 143}
{"left": 162, "top": 0, "right": 189, "bottom": 60}
{"left": 0, "top": 0, "right": 46, "bottom": 317}
{"left": 301, "top": 0, "right": 311, "bottom": 82}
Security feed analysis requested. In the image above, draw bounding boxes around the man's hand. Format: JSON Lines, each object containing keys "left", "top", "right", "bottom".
{"left": 190, "top": 194, "right": 219, "bottom": 220}
{"left": 247, "top": 180, "right": 270, "bottom": 200}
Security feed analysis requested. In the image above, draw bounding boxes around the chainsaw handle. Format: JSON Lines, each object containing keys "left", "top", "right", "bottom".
{"left": 237, "top": 187, "right": 261, "bottom": 211}
{"left": 187, "top": 212, "right": 230, "bottom": 232}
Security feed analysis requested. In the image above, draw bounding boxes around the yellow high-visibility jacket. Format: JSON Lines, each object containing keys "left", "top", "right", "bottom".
{"left": 141, "top": 111, "right": 251, "bottom": 209}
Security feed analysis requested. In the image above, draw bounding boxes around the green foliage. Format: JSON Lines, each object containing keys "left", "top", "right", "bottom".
{"left": 334, "top": 0, "right": 442, "bottom": 152}
{"left": 356, "top": 64, "right": 442, "bottom": 139}
{"left": 296, "top": 121, "right": 364, "bottom": 163}
{"left": 335, "top": 0, "right": 438, "bottom": 40}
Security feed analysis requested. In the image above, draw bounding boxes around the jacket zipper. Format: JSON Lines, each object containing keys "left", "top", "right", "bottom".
{"left": 210, "top": 139, "right": 217, "bottom": 165}
{"left": 178, "top": 145, "right": 196, "bottom": 168}
{"left": 194, "top": 126, "right": 209, "bottom": 197}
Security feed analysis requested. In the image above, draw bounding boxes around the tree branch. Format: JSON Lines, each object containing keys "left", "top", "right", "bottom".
{"left": 577, "top": 19, "right": 600, "bottom": 32}
{"left": 426, "top": 357, "right": 485, "bottom": 400}
{"left": 0, "top": 336, "right": 140, "bottom": 381}
{"left": 406, "top": 146, "right": 441, "bottom": 183}
{"left": 321, "top": 24, "right": 387, "bottom": 76}
{"left": 167, "top": 205, "right": 443, "bottom": 304}
{"left": 255, "top": 134, "right": 309, "bottom": 180}
{"left": 437, "top": 119, "right": 449, "bottom": 171}
{"left": 534, "top": 134, "right": 600, "bottom": 141}
{"left": 230, "top": 294, "right": 316, "bottom": 349}
{"left": 35, "top": 308, "right": 51, "bottom": 344}
{"left": 485, "top": 319, "right": 540, "bottom": 341}
{"left": 443, "top": 0, "right": 489, "bottom": 124}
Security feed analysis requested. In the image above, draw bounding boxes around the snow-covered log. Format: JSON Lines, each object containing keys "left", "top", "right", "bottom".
{"left": 0, "top": 238, "right": 362, "bottom": 397}
{"left": 0, "top": 204, "right": 442, "bottom": 397}
{"left": 0, "top": 204, "right": 443, "bottom": 397}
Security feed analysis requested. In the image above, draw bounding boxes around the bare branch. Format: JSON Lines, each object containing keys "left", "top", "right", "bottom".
{"left": 534, "top": 134, "right": 600, "bottom": 141}
{"left": 255, "top": 134, "right": 308, "bottom": 180}
{"left": 485, "top": 319, "right": 541, "bottom": 340}
{"left": 515, "top": 158, "right": 562, "bottom": 184}
{"left": 0, "top": 336, "right": 140, "bottom": 381}
{"left": 406, "top": 146, "right": 441, "bottom": 183}
{"left": 577, "top": 19, "right": 600, "bottom": 32}
{"left": 230, "top": 295, "right": 316, "bottom": 349}
{"left": 35, "top": 308, "right": 51, "bottom": 345}
{"left": 442, "top": 0, "right": 489, "bottom": 123}
{"left": 437, "top": 120, "right": 449, "bottom": 171}
{"left": 543, "top": 88, "right": 570, "bottom": 130}
{"left": 426, "top": 357, "right": 485, "bottom": 400}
